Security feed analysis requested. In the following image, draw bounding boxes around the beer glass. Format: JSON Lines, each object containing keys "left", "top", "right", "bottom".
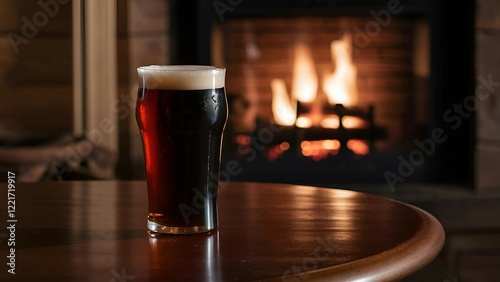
{"left": 136, "top": 65, "right": 227, "bottom": 234}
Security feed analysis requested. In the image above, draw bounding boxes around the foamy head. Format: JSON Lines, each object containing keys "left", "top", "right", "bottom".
{"left": 137, "top": 65, "right": 225, "bottom": 90}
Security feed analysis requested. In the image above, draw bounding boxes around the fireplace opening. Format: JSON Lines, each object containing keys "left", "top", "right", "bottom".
{"left": 215, "top": 15, "right": 435, "bottom": 184}
{"left": 169, "top": 1, "right": 475, "bottom": 187}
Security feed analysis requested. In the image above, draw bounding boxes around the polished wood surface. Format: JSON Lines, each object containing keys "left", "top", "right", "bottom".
{"left": 0, "top": 181, "right": 444, "bottom": 281}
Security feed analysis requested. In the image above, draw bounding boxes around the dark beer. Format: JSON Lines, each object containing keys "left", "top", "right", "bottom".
{"left": 136, "top": 65, "right": 227, "bottom": 234}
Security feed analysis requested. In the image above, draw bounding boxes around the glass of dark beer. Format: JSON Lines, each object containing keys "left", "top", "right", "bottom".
{"left": 136, "top": 65, "right": 227, "bottom": 234}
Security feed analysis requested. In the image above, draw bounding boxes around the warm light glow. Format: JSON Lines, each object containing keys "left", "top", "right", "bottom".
{"left": 270, "top": 34, "right": 367, "bottom": 160}
{"left": 323, "top": 139, "right": 340, "bottom": 150}
{"left": 271, "top": 79, "right": 296, "bottom": 126}
{"left": 236, "top": 134, "right": 250, "bottom": 145}
{"left": 292, "top": 44, "right": 318, "bottom": 103}
{"left": 301, "top": 140, "right": 340, "bottom": 160}
{"left": 320, "top": 116, "right": 340, "bottom": 128}
{"left": 279, "top": 142, "right": 290, "bottom": 151}
{"left": 296, "top": 117, "right": 312, "bottom": 128}
{"left": 347, "top": 140, "right": 370, "bottom": 155}
{"left": 323, "top": 33, "right": 359, "bottom": 107}
{"left": 268, "top": 142, "right": 291, "bottom": 161}
{"left": 300, "top": 141, "right": 311, "bottom": 150}
{"left": 343, "top": 116, "right": 366, "bottom": 128}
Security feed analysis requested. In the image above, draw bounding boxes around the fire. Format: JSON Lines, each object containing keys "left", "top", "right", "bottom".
{"left": 267, "top": 142, "right": 291, "bottom": 161}
{"left": 320, "top": 116, "right": 339, "bottom": 129}
{"left": 269, "top": 34, "right": 369, "bottom": 157}
{"left": 320, "top": 116, "right": 366, "bottom": 129}
{"left": 343, "top": 116, "right": 365, "bottom": 128}
{"left": 291, "top": 44, "right": 318, "bottom": 103}
{"left": 295, "top": 117, "right": 312, "bottom": 128}
{"left": 271, "top": 34, "right": 359, "bottom": 126}
{"left": 301, "top": 140, "right": 341, "bottom": 160}
{"left": 347, "top": 140, "right": 369, "bottom": 155}
{"left": 271, "top": 79, "right": 296, "bottom": 126}
{"left": 271, "top": 44, "right": 318, "bottom": 126}
{"left": 322, "top": 33, "right": 359, "bottom": 107}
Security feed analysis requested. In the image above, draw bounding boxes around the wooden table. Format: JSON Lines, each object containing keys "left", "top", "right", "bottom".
{"left": 0, "top": 181, "right": 444, "bottom": 281}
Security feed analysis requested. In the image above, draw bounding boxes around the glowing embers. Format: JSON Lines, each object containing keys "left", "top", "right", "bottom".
{"left": 301, "top": 140, "right": 340, "bottom": 160}
{"left": 299, "top": 139, "right": 368, "bottom": 161}
{"left": 266, "top": 139, "right": 369, "bottom": 161}
{"left": 268, "top": 142, "right": 291, "bottom": 161}
{"left": 319, "top": 116, "right": 366, "bottom": 129}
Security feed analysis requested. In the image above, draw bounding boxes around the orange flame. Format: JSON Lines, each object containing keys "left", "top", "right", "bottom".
{"left": 347, "top": 140, "right": 369, "bottom": 155}
{"left": 271, "top": 35, "right": 362, "bottom": 135}
{"left": 271, "top": 44, "right": 318, "bottom": 126}
{"left": 292, "top": 44, "right": 318, "bottom": 103}
{"left": 271, "top": 79, "right": 296, "bottom": 126}
{"left": 343, "top": 116, "right": 366, "bottom": 128}
{"left": 323, "top": 33, "right": 359, "bottom": 107}
{"left": 320, "top": 116, "right": 366, "bottom": 129}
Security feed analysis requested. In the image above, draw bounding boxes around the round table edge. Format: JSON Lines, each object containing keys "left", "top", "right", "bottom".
{"left": 263, "top": 198, "right": 446, "bottom": 282}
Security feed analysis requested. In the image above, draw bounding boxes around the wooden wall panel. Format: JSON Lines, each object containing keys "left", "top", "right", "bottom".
{"left": 0, "top": 86, "right": 73, "bottom": 136}
{"left": 6, "top": 38, "right": 72, "bottom": 85}
{"left": 116, "top": 0, "right": 169, "bottom": 179}
{"left": 0, "top": 0, "right": 73, "bottom": 34}
{"left": 0, "top": 1, "right": 73, "bottom": 139}
{"left": 475, "top": 0, "right": 500, "bottom": 192}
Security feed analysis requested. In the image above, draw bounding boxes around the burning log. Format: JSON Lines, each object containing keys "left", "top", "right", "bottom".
{"left": 253, "top": 117, "right": 387, "bottom": 147}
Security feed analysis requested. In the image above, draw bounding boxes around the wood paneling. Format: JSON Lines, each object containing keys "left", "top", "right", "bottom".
{"left": 117, "top": 0, "right": 169, "bottom": 179}
{"left": 126, "top": 0, "right": 168, "bottom": 34}
{"left": 6, "top": 38, "right": 72, "bottom": 85}
{"left": 0, "top": 0, "right": 73, "bottom": 34}
{"left": 476, "top": 0, "right": 500, "bottom": 192}
{"left": 0, "top": 86, "right": 72, "bottom": 136}
{"left": 0, "top": 1, "right": 73, "bottom": 139}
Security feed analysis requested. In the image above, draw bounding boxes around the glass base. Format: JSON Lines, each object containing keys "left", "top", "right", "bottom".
{"left": 147, "top": 220, "right": 213, "bottom": 234}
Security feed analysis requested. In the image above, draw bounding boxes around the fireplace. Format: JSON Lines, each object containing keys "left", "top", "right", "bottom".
{"left": 168, "top": 0, "right": 475, "bottom": 187}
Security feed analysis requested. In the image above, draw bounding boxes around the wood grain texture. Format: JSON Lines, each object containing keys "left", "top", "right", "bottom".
{"left": 0, "top": 1, "right": 73, "bottom": 138}
{"left": 0, "top": 181, "right": 444, "bottom": 281}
